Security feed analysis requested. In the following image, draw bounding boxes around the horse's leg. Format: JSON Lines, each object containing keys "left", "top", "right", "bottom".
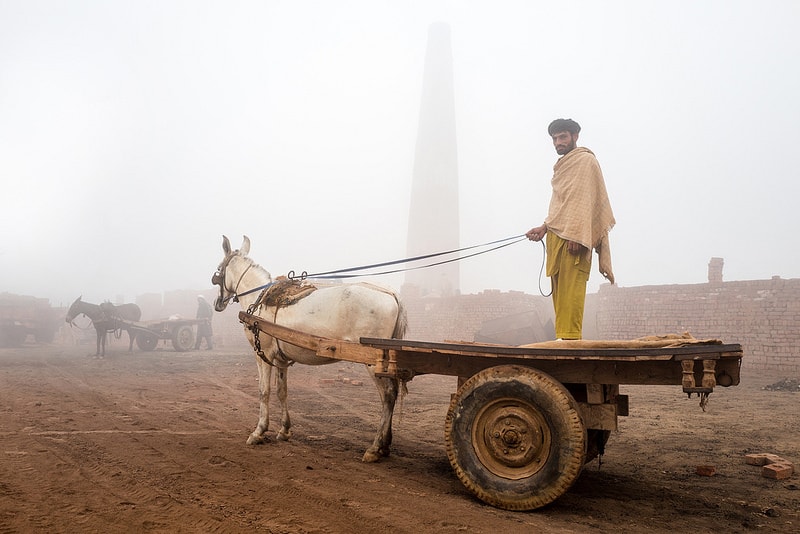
{"left": 275, "top": 367, "right": 292, "bottom": 441}
{"left": 128, "top": 330, "right": 135, "bottom": 352}
{"left": 362, "top": 370, "right": 399, "bottom": 463}
{"left": 95, "top": 328, "right": 102, "bottom": 356}
{"left": 247, "top": 358, "right": 273, "bottom": 445}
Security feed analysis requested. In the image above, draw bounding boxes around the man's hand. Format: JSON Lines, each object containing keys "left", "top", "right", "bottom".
{"left": 567, "top": 241, "right": 586, "bottom": 255}
{"left": 526, "top": 225, "right": 547, "bottom": 242}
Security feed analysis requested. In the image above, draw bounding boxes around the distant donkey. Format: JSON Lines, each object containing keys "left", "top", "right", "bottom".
{"left": 65, "top": 296, "right": 141, "bottom": 356}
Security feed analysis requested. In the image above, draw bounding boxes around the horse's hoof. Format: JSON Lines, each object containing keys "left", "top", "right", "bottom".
{"left": 362, "top": 451, "right": 380, "bottom": 463}
{"left": 246, "top": 434, "right": 265, "bottom": 445}
{"left": 361, "top": 449, "right": 389, "bottom": 464}
{"left": 276, "top": 431, "right": 291, "bottom": 442}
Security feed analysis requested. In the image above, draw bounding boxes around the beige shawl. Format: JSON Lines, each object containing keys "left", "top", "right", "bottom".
{"left": 520, "top": 332, "right": 721, "bottom": 349}
{"left": 545, "top": 147, "right": 616, "bottom": 284}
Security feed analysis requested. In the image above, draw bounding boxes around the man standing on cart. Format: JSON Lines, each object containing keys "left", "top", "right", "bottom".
{"left": 194, "top": 295, "right": 214, "bottom": 350}
{"left": 526, "top": 118, "right": 615, "bottom": 340}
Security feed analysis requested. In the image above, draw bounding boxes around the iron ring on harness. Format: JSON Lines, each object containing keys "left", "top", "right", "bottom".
{"left": 287, "top": 270, "right": 308, "bottom": 281}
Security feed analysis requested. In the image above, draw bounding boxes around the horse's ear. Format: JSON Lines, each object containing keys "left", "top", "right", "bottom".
{"left": 222, "top": 235, "right": 231, "bottom": 255}
{"left": 241, "top": 235, "right": 251, "bottom": 256}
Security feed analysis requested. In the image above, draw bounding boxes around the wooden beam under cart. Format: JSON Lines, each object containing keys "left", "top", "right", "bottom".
{"left": 238, "top": 311, "right": 388, "bottom": 367}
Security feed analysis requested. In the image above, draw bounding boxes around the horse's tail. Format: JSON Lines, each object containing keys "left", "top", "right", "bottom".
{"left": 390, "top": 298, "right": 410, "bottom": 402}
{"left": 392, "top": 298, "right": 408, "bottom": 340}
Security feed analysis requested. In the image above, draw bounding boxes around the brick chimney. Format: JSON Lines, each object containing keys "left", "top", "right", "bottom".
{"left": 708, "top": 257, "right": 724, "bottom": 283}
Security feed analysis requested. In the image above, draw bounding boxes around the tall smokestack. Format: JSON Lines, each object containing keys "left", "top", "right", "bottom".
{"left": 403, "top": 22, "right": 460, "bottom": 297}
{"left": 708, "top": 257, "right": 724, "bottom": 283}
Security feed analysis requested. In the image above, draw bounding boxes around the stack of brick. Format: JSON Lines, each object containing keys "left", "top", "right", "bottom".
{"left": 745, "top": 453, "right": 795, "bottom": 480}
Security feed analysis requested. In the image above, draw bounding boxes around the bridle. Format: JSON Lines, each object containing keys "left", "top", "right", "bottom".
{"left": 213, "top": 252, "right": 274, "bottom": 305}
{"left": 213, "top": 252, "right": 254, "bottom": 305}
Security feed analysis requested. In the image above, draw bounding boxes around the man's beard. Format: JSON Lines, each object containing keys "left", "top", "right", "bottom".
{"left": 556, "top": 143, "right": 575, "bottom": 155}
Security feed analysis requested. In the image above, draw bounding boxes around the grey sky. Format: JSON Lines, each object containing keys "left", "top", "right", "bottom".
{"left": 2, "top": 1, "right": 799, "bottom": 307}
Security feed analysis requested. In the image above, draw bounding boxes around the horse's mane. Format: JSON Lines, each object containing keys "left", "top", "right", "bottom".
{"left": 237, "top": 253, "right": 272, "bottom": 281}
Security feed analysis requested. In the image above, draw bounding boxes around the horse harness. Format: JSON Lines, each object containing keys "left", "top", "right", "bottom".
{"left": 244, "top": 278, "right": 318, "bottom": 369}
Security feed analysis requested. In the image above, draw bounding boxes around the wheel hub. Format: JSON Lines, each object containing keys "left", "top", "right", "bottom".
{"left": 473, "top": 400, "right": 551, "bottom": 479}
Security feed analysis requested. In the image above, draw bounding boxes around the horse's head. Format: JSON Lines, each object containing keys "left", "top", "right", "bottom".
{"left": 65, "top": 296, "right": 83, "bottom": 324}
{"left": 212, "top": 235, "right": 252, "bottom": 312}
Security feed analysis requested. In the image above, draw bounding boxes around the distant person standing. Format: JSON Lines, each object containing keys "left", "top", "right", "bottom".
{"left": 195, "top": 295, "right": 214, "bottom": 350}
{"left": 526, "top": 118, "right": 615, "bottom": 340}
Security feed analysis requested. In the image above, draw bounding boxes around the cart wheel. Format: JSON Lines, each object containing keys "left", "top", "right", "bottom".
{"left": 171, "top": 325, "right": 195, "bottom": 352}
{"left": 136, "top": 332, "right": 159, "bottom": 351}
{"left": 445, "top": 365, "right": 586, "bottom": 511}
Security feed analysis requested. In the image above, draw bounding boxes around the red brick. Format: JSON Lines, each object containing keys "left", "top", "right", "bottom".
{"left": 762, "top": 463, "right": 794, "bottom": 480}
{"left": 745, "top": 453, "right": 784, "bottom": 466}
{"left": 696, "top": 465, "right": 716, "bottom": 476}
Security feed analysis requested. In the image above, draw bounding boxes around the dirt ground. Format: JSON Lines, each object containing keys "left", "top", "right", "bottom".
{"left": 1, "top": 337, "right": 798, "bottom": 534}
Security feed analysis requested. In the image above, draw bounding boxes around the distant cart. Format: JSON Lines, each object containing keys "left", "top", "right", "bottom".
{"left": 117, "top": 318, "right": 208, "bottom": 352}
{"left": 239, "top": 310, "right": 743, "bottom": 511}
{"left": 0, "top": 293, "right": 60, "bottom": 347}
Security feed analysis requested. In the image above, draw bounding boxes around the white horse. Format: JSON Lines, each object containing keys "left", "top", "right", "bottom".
{"left": 212, "top": 235, "right": 408, "bottom": 463}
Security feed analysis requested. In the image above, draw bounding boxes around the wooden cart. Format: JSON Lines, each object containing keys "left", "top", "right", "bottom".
{"left": 118, "top": 318, "right": 208, "bottom": 352}
{"left": 238, "top": 310, "right": 743, "bottom": 511}
{"left": 0, "top": 293, "right": 60, "bottom": 346}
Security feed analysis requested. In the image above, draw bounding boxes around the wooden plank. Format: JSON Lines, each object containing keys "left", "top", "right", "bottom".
{"left": 384, "top": 351, "right": 742, "bottom": 387}
{"left": 361, "top": 336, "right": 742, "bottom": 361}
{"left": 238, "top": 311, "right": 385, "bottom": 364}
{"left": 578, "top": 403, "right": 618, "bottom": 431}
{"left": 586, "top": 384, "right": 604, "bottom": 404}
{"left": 316, "top": 340, "right": 386, "bottom": 366}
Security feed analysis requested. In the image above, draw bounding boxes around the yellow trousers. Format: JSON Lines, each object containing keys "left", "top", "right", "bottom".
{"left": 546, "top": 232, "right": 591, "bottom": 340}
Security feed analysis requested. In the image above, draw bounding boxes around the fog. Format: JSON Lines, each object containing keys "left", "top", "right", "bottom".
{"left": 2, "top": 1, "right": 799, "bottom": 307}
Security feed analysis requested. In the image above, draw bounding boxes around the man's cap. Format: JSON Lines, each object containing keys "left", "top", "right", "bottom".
{"left": 548, "top": 118, "right": 581, "bottom": 136}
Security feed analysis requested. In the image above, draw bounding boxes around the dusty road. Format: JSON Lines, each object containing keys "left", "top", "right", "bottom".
{"left": 0, "top": 339, "right": 797, "bottom": 533}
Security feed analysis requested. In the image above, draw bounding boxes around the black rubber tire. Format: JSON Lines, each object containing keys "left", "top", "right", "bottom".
{"left": 171, "top": 326, "right": 195, "bottom": 352}
{"left": 445, "top": 365, "right": 586, "bottom": 511}
{"left": 136, "top": 332, "right": 159, "bottom": 351}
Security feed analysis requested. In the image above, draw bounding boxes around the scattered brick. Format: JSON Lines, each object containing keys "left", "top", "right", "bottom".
{"left": 696, "top": 465, "right": 716, "bottom": 476}
{"left": 745, "top": 453, "right": 784, "bottom": 466}
{"left": 744, "top": 453, "right": 795, "bottom": 480}
{"left": 762, "top": 463, "right": 794, "bottom": 480}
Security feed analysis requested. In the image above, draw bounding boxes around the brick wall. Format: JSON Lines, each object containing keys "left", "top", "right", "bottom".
{"left": 593, "top": 277, "right": 800, "bottom": 374}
